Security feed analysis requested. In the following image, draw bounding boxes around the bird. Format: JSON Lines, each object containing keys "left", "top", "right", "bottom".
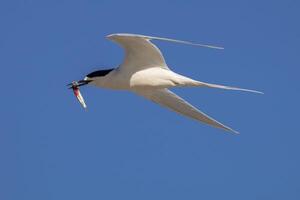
{"left": 68, "top": 33, "right": 262, "bottom": 134}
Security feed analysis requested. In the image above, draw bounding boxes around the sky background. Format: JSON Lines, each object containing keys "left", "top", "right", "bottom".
{"left": 1, "top": 0, "right": 300, "bottom": 199}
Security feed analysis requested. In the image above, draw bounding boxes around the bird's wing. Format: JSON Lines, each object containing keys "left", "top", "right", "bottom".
{"left": 106, "top": 33, "right": 223, "bottom": 72}
{"left": 135, "top": 88, "right": 238, "bottom": 134}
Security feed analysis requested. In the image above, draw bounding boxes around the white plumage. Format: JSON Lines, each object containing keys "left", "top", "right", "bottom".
{"left": 75, "top": 33, "right": 262, "bottom": 134}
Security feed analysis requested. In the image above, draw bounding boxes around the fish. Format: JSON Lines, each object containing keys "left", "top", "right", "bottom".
{"left": 70, "top": 81, "right": 87, "bottom": 109}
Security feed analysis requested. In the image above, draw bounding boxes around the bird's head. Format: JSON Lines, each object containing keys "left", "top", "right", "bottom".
{"left": 67, "top": 68, "right": 114, "bottom": 89}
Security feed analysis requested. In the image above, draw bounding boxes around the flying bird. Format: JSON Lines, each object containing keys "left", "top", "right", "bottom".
{"left": 68, "top": 33, "right": 262, "bottom": 134}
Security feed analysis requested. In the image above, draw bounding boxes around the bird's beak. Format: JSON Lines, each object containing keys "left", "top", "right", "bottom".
{"left": 67, "top": 80, "right": 92, "bottom": 89}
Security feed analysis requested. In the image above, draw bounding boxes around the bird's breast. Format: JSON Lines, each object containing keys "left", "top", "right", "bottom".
{"left": 129, "top": 68, "right": 180, "bottom": 89}
{"left": 91, "top": 70, "right": 131, "bottom": 90}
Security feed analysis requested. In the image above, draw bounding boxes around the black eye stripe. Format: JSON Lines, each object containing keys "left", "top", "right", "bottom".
{"left": 86, "top": 69, "right": 114, "bottom": 78}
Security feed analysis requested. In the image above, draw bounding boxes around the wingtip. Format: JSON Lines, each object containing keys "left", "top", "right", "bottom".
{"left": 249, "top": 90, "right": 264, "bottom": 94}
{"left": 105, "top": 33, "right": 225, "bottom": 51}
{"left": 204, "top": 45, "right": 224, "bottom": 50}
{"left": 223, "top": 127, "right": 240, "bottom": 135}
{"left": 231, "top": 129, "right": 240, "bottom": 135}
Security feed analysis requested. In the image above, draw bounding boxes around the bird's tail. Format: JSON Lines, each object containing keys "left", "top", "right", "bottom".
{"left": 169, "top": 72, "right": 263, "bottom": 94}
{"left": 193, "top": 80, "right": 263, "bottom": 94}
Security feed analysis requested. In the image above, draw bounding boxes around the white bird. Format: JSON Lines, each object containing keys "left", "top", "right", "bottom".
{"left": 68, "top": 33, "right": 262, "bottom": 134}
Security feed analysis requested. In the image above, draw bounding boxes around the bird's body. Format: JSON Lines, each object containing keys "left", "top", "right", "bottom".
{"left": 70, "top": 33, "right": 262, "bottom": 134}
{"left": 88, "top": 67, "right": 199, "bottom": 90}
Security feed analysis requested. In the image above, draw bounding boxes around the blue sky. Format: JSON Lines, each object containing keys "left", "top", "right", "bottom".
{"left": 1, "top": 0, "right": 299, "bottom": 199}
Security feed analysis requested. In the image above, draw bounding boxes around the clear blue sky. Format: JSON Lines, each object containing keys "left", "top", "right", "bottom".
{"left": 1, "top": 0, "right": 299, "bottom": 199}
